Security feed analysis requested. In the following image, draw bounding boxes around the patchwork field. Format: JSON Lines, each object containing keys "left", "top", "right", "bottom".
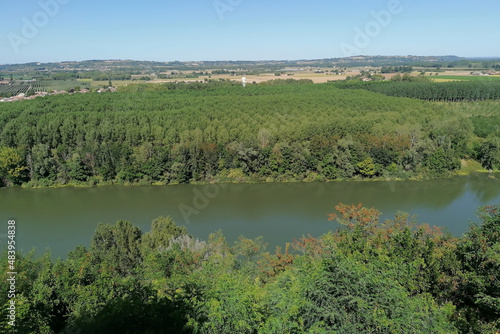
{"left": 0, "top": 80, "right": 91, "bottom": 97}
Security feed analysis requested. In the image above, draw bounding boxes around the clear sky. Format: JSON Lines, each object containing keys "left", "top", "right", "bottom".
{"left": 1, "top": 0, "right": 499, "bottom": 64}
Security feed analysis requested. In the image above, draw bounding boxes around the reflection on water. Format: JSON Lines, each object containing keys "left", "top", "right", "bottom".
{"left": 466, "top": 174, "right": 500, "bottom": 202}
{"left": 0, "top": 174, "right": 499, "bottom": 258}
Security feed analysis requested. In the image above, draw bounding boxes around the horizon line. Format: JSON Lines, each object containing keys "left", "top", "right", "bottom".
{"left": 3, "top": 55, "right": 500, "bottom": 67}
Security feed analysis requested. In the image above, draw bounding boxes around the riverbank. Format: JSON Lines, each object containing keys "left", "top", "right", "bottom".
{"left": 4, "top": 173, "right": 500, "bottom": 261}
{"left": 16, "top": 164, "right": 498, "bottom": 190}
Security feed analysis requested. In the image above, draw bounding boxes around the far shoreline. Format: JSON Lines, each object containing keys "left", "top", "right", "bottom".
{"left": 8, "top": 168, "right": 497, "bottom": 191}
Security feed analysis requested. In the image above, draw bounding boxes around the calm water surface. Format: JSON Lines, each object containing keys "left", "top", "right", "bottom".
{"left": 1, "top": 174, "right": 499, "bottom": 258}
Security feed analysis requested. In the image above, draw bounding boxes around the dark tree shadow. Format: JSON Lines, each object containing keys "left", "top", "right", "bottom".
{"left": 63, "top": 285, "right": 191, "bottom": 334}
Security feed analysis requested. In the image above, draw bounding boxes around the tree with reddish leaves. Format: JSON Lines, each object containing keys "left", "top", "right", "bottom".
{"left": 258, "top": 243, "right": 294, "bottom": 279}
{"left": 328, "top": 203, "right": 381, "bottom": 230}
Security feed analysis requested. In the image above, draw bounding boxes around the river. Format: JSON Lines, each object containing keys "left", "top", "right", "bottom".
{"left": 1, "top": 173, "right": 499, "bottom": 258}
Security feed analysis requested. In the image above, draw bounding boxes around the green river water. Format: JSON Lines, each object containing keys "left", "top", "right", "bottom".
{"left": 1, "top": 173, "right": 499, "bottom": 258}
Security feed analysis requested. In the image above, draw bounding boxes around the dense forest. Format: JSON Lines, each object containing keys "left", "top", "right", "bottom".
{"left": 1, "top": 203, "right": 499, "bottom": 333}
{"left": 331, "top": 80, "right": 500, "bottom": 102}
{"left": 0, "top": 81, "right": 498, "bottom": 188}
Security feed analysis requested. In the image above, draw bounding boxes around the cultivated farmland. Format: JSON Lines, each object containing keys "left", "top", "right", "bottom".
{"left": 0, "top": 80, "right": 91, "bottom": 97}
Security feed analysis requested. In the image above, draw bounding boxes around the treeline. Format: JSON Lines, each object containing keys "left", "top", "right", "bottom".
{"left": 380, "top": 65, "right": 413, "bottom": 73}
{"left": 0, "top": 81, "right": 497, "bottom": 187}
{"left": 1, "top": 204, "right": 499, "bottom": 333}
{"left": 331, "top": 80, "right": 500, "bottom": 101}
{"left": 47, "top": 71, "right": 133, "bottom": 81}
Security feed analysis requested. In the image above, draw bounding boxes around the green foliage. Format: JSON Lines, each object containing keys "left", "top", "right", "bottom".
{"left": 30, "top": 144, "right": 57, "bottom": 180}
{"left": 381, "top": 65, "right": 414, "bottom": 74}
{"left": 0, "top": 146, "right": 27, "bottom": 185}
{"left": 357, "top": 157, "right": 377, "bottom": 177}
{"left": 455, "top": 205, "right": 500, "bottom": 333}
{"left": 0, "top": 82, "right": 477, "bottom": 187}
{"left": 390, "top": 73, "right": 430, "bottom": 82}
{"left": 3, "top": 204, "right": 500, "bottom": 333}
{"left": 67, "top": 153, "right": 91, "bottom": 181}
{"left": 425, "top": 148, "right": 460, "bottom": 174}
{"left": 0, "top": 251, "right": 58, "bottom": 333}
{"left": 477, "top": 135, "right": 500, "bottom": 169}
{"left": 470, "top": 115, "right": 500, "bottom": 138}
{"left": 332, "top": 80, "right": 500, "bottom": 101}
{"left": 141, "top": 216, "right": 188, "bottom": 253}
{"left": 90, "top": 220, "right": 142, "bottom": 276}
{"left": 71, "top": 278, "right": 187, "bottom": 334}
{"left": 288, "top": 255, "right": 456, "bottom": 333}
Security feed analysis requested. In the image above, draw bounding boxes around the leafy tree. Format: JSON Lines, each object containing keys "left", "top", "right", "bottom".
{"left": 90, "top": 220, "right": 142, "bottom": 276}
{"left": 0, "top": 146, "right": 27, "bottom": 185}
{"left": 141, "top": 216, "right": 188, "bottom": 252}
{"left": 29, "top": 144, "right": 57, "bottom": 180}
{"left": 425, "top": 148, "right": 460, "bottom": 174}
{"left": 291, "top": 255, "right": 456, "bottom": 333}
{"left": 357, "top": 157, "right": 377, "bottom": 177}
{"left": 67, "top": 153, "right": 91, "bottom": 181}
{"left": 478, "top": 135, "right": 500, "bottom": 169}
{"left": 455, "top": 205, "right": 500, "bottom": 333}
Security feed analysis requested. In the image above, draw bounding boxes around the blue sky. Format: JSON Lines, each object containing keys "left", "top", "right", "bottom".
{"left": 1, "top": 0, "right": 499, "bottom": 64}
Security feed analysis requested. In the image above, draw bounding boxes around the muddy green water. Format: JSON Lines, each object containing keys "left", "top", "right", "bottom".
{"left": 1, "top": 174, "right": 499, "bottom": 258}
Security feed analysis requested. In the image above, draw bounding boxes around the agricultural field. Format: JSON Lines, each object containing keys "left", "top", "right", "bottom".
{"left": 0, "top": 80, "right": 90, "bottom": 97}
{"left": 88, "top": 80, "right": 136, "bottom": 88}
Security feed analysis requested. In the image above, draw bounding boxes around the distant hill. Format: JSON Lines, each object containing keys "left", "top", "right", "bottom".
{"left": 0, "top": 55, "right": 474, "bottom": 71}
{"left": 1, "top": 56, "right": 498, "bottom": 82}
